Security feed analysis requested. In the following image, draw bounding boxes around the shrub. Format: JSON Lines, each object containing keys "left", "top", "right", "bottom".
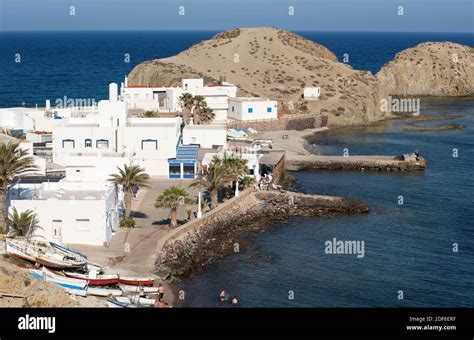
{"left": 120, "top": 217, "right": 136, "bottom": 228}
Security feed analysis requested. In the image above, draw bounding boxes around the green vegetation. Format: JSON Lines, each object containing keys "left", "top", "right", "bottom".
{"left": 155, "top": 185, "right": 194, "bottom": 228}
{"left": 7, "top": 207, "right": 40, "bottom": 238}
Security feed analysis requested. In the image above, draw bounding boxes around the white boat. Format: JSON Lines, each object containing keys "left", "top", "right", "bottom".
{"left": 87, "top": 287, "right": 122, "bottom": 297}
{"left": 28, "top": 269, "right": 87, "bottom": 293}
{"left": 118, "top": 284, "right": 159, "bottom": 294}
{"left": 128, "top": 295, "right": 155, "bottom": 306}
{"left": 106, "top": 299, "right": 137, "bottom": 308}
{"left": 64, "top": 271, "right": 119, "bottom": 286}
{"left": 116, "top": 296, "right": 154, "bottom": 307}
{"left": 6, "top": 239, "right": 86, "bottom": 269}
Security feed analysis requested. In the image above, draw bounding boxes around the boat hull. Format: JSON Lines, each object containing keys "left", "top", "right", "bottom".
{"left": 118, "top": 277, "right": 154, "bottom": 286}
{"left": 64, "top": 272, "right": 119, "bottom": 286}
{"left": 119, "top": 284, "right": 158, "bottom": 293}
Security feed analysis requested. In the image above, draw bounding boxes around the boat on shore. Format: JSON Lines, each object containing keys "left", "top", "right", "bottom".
{"left": 106, "top": 299, "right": 138, "bottom": 308}
{"left": 87, "top": 287, "right": 122, "bottom": 297}
{"left": 116, "top": 296, "right": 154, "bottom": 307}
{"left": 6, "top": 239, "right": 87, "bottom": 269}
{"left": 49, "top": 242, "right": 102, "bottom": 273}
{"left": 64, "top": 271, "right": 119, "bottom": 286}
{"left": 28, "top": 268, "right": 87, "bottom": 291}
{"left": 119, "top": 284, "right": 159, "bottom": 293}
{"left": 118, "top": 276, "right": 154, "bottom": 286}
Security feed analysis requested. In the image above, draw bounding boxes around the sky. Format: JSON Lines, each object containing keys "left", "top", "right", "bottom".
{"left": 0, "top": 0, "right": 472, "bottom": 33}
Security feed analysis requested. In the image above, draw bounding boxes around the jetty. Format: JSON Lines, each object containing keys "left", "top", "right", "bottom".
{"left": 286, "top": 154, "right": 426, "bottom": 172}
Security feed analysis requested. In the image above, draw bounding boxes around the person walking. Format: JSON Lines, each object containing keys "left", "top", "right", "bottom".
{"left": 158, "top": 283, "right": 165, "bottom": 302}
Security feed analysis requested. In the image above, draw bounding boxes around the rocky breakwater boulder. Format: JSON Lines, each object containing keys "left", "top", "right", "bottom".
{"left": 376, "top": 42, "right": 474, "bottom": 96}
{"left": 155, "top": 191, "right": 369, "bottom": 280}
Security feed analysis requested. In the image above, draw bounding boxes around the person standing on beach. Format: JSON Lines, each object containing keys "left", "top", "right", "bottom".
{"left": 158, "top": 283, "right": 165, "bottom": 302}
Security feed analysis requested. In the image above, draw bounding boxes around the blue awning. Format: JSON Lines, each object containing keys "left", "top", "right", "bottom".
{"left": 168, "top": 145, "right": 199, "bottom": 164}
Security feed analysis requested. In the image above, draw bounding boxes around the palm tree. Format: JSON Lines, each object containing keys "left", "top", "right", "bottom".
{"left": 7, "top": 207, "right": 39, "bottom": 238}
{"left": 221, "top": 152, "right": 248, "bottom": 180}
{"left": 155, "top": 186, "right": 194, "bottom": 228}
{"left": 179, "top": 93, "right": 194, "bottom": 122}
{"left": 0, "top": 142, "right": 38, "bottom": 233}
{"left": 191, "top": 156, "right": 235, "bottom": 209}
{"left": 108, "top": 164, "right": 150, "bottom": 219}
{"left": 192, "top": 95, "right": 207, "bottom": 124}
{"left": 199, "top": 107, "right": 215, "bottom": 124}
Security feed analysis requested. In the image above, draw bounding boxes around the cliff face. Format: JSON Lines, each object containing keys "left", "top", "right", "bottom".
{"left": 128, "top": 27, "right": 391, "bottom": 127}
{"left": 376, "top": 42, "right": 474, "bottom": 96}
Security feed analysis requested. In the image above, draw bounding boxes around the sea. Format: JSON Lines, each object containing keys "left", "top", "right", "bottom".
{"left": 0, "top": 31, "right": 473, "bottom": 307}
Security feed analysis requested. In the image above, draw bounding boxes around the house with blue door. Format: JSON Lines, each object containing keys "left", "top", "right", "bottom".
{"left": 168, "top": 145, "right": 199, "bottom": 179}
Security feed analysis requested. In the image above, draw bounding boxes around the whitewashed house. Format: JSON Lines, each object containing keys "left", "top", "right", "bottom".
{"left": 8, "top": 181, "right": 119, "bottom": 246}
{"left": 228, "top": 98, "right": 278, "bottom": 121}
{"left": 120, "top": 77, "right": 237, "bottom": 121}
{"left": 303, "top": 87, "right": 321, "bottom": 100}
{"left": 182, "top": 125, "right": 226, "bottom": 148}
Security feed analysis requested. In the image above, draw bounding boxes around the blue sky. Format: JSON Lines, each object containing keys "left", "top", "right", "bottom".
{"left": 0, "top": 0, "right": 472, "bottom": 32}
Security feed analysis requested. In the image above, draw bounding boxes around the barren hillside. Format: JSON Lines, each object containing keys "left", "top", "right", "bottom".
{"left": 128, "top": 27, "right": 391, "bottom": 126}
{"left": 376, "top": 42, "right": 474, "bottom": 96}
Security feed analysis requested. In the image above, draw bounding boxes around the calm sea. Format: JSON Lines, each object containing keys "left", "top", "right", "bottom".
{"left": 0, "top": 31, "right": 473, "bottom": 307}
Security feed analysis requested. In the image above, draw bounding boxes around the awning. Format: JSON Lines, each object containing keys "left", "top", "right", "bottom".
{"left": 259, "top": 152, "right": 284, "bottom": 166}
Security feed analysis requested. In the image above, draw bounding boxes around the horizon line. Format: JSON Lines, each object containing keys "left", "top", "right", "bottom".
{"left": 0, "top": 29, "right": 473, "bottom": 34}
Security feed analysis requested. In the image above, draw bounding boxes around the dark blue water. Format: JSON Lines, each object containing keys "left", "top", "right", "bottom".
{"left": 1, "top": 31, "right": 473, "bottom": 307}
{"left": 0, "top": 31, "right": 472, "bottom": 107}
{"left": 180, "top": 98, "right": 474, "bottom": 307}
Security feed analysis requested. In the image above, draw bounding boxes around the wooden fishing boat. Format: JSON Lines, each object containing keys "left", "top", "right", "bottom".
{"left": 106, "top": 299, "right": 137, "bottom": 308}
{"left": 116, "top": 296, "right": 154, "bottom": 307}
{"left": 6, "top": 239, "right": 86, "bottom": 270}
{"left": 49, "top": 242, "right": 87, "bottom": 259}
{"left": 64, "top": 271, "right": 119, "bottom": 286}
{"left": 118, "top": 284, "right": 159, "bottom": 294}
{"left": 118, "top": 276, "right": 154, "bottom": 286}
{"left": 128, "top": 295, "right": 156, "bottom": 306}
{"left": 86, "top": 287, "right": 122, "bottom": 297}
{"left": 28, "top": 269, "right": 87, "bottom": 291}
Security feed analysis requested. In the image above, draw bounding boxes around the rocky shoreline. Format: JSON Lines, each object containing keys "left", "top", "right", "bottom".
{"left": 155, "top": 190, "right": 369, "bottom": 281}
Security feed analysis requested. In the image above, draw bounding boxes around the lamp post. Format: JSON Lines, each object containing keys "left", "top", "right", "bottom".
{"left": 197, "top": 191, "right": 202, "bottom": 218}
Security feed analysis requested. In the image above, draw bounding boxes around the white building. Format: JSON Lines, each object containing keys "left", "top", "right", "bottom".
{"left": 182, "top": 125, "right": 226, "bottom": 148}
{"left": 228, "top": 98, "right": 278, "bottom": 121}
{"left": 120, "top": 77, "right": 237, "bottom": 122}
{"left": 8, "top": 181, "right": 119, "bottom": 246}
{"left": 303, "top": 87, "right": 321, "bottom": 100}
{"left": 52, "top": 116, "right": 182, "bottom": 178}
{"left": 201, "top": 151, "right": 262, "bottom": 180}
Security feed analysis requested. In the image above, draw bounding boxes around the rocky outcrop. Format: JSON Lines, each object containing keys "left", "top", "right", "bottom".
{"left": 155, "top": 190, "right": 369, "bottom": 281}
{"left": 128, "top": 27, "right": 392, "bottom": 127}
{"left": 376, "top": 42, "right": 474, "bottom": 96}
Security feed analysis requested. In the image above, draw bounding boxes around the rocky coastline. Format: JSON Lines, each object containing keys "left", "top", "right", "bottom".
{"left": 155, "top": 190, "right": 369, "bottom": 281}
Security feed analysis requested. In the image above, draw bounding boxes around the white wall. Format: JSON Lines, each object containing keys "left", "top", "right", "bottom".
{"left": 64, "top": 155, "right": 132, "bottom": 182}
{"left": 9, "top": 183, "right": 118, "bottom": 246}
{"left": 183, "top": 125, "right": 226, "bottom": 148}
{"left": 228, "top": 98, "right": 278, "bottom": 121}
{"left": 303, "top": 87, "right": 321, "bottom": 100}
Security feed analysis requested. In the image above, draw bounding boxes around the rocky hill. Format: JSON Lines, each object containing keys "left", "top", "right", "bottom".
{"left": 376, "top": 42, "right": 474, "bottom": 96}
{"left": 128, "top": 27, "right": 391, "bottom": 126}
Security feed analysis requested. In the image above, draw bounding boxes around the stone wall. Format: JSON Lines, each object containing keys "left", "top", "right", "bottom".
{"left": 226, "top": 114, "right": 328, "bottom": 131}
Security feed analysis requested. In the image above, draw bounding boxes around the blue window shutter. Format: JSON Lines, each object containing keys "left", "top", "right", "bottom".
{"left": 267, "top": 107, "right": 272, "bottom": 113}
{"left": 248, "top": 107, "right": 253, "bottom": 113}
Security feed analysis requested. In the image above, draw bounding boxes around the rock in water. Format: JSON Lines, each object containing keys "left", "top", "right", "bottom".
{"left": 127, "top": 27, "right": 391, "bottom": 127}
{"left": 376, "top": 42, "right": 474, "bottom": 96}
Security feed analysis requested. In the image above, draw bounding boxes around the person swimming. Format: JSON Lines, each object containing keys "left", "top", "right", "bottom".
{"left": 219, "top": 288, "right": 226, "bottom": 302}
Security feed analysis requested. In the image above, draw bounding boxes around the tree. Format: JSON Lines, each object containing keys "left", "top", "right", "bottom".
{"left": 192, "top": 95, "right": 207, "bottom": 124}
{"left": 7, "top": 207, "right": 39, "bottom": 238}
{"left": 108, "top": 164, "right": 150, "bottom": 219}
{"left": 155, "top": 186, "right": 194, "bottom": 228}
{"left": 221, "top": 152, "right": 248, "bottom": 181}
{"left": 179, "top": 93, "right": 194, "bottom": 122}
{"left": 191, "top": 156, "right": 235, "bottom": 209}
{"left": 199, "top": 107, "right": 215, "bottom": 124}
{"left": 0, "top": 142, "right": 38, "bottom": 233}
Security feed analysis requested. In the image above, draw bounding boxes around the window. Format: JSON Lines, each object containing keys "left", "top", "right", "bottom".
{"left": 75, "top": 219, "right": 90, "bottom": 231}
{"left": 191, "top": 137, "right": 197, "bottom": 144}
{"left": 232, "top": 106, "right": 235, "bottom": 112}
{"left": 141, "top": 139, "right": 158, "bottom": 150}
{"left": 169, "top": 165, "right": 180, "bottom": 175}
{"left": 62, "top": 139, "right": 75, "bottom": 149}
{"left": 248, "top": 107, "right": 253, "bottom": 113}
{"left": 84, "top": 139, "right": 92, "bottom": 148}
{"left": 267, "top": 107, "right": 272, "bottom": 113}
{"left": 96, "top": 139, "right": 109, "bottom": 149}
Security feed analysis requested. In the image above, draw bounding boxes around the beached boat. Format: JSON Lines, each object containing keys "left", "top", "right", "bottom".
{"left": 118, "top": 276, "right": 154, "bottom": 286}
{"left": 87, "top": 287, "right": 122, "bottom": 297}
{"left": 6, "top": 239, "right": 87, "bottom": 270}
{"left": 116, "top": 296, "right": 154, "bottom": 307}
{"left": 106, "top": 299, "right": 137, "bottom": 308}
{"left": 128, "top": 295, "right": 155, "bottom": 306}
{"left": 64, "top": 271, "right": 119, "bottom": 286}
{"left": 118, "top": 284, "right": 159, "bottom": 293}
{"left": 49, "top": 242, "right": 87, "bottom": 259}
{"left": 28, "top": 269, "right": 87, "bottom": 291}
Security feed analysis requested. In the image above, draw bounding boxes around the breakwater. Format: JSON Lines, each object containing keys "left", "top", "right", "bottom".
{"left": 286, "top": 155, "right": 426, "bottom": 172}
{"left": 155, "top": 189, "right": 369, "bottom": 281}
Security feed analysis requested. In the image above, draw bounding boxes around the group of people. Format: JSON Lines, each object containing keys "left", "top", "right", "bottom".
{"left": 136, "top": 283, "right": 167, "bottom": 308}
{"left": 219, "top": 288, "right": 238, "bottom": 307}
